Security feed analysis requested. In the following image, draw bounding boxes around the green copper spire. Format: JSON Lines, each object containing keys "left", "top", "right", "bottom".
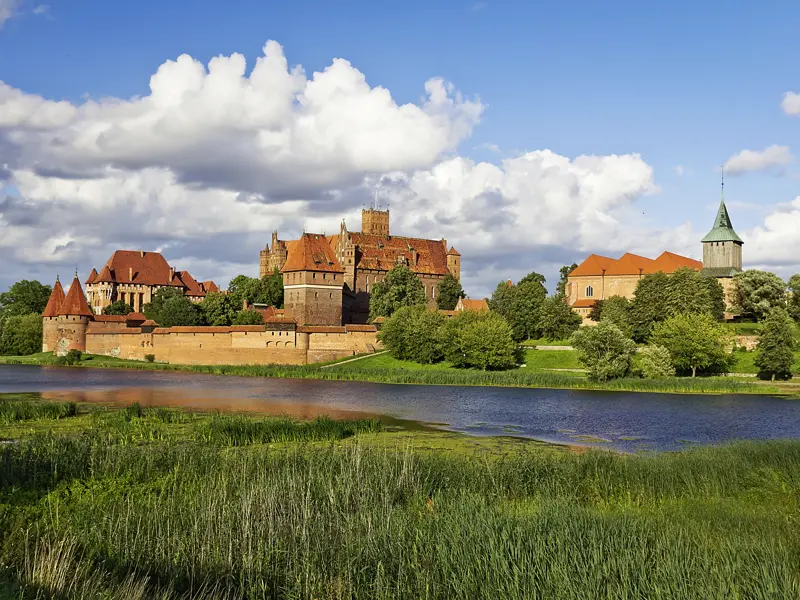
{"left": 701, "top": 167, "right": 743, "bottom": 244}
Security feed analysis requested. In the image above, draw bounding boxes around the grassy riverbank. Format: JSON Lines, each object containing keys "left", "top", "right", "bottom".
{"left": 0, "top": 352, "right": 785, "bottom": 395}
{"left": 0, "top": 398, "right": 798, "bottom": 599}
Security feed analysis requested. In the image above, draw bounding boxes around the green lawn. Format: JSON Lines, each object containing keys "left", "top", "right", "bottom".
{"left": 341, "top": 349, "right": 582, "bottom": 372}
{"left": 521, "top": 338, "right": 573, "bottom": 347}
{"left": 1, "top": 398, "right": 799, "bottom": 598}
{"left": 729, "top": 349, "right": 800, "bottom": 374}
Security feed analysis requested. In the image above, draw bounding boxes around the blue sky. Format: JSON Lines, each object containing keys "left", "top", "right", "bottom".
{"left": 0, "top": 0, "right": 798, "bottom": 295}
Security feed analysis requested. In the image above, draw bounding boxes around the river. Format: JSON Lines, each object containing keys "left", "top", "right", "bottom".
{"left": 1, "top": 364, "right": 798, "bottom": 451}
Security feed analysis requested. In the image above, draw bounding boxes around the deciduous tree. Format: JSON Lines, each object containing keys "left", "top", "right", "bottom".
{"left": 634, "top": 345, "right": 676, "bottom": 379}
{"left": 489, "top": 275, "right": 547, "bottom": 342}
{"left": 103, "top": 301, "right": 134, "bottom": 316}
{"left": 731, "top": 270, "right": 787, "bottom": 321}
{"left": 441, "top": 311, "right": 517, "bottom": 370}
{"left": 143, "top": 288, "right": 202, "bottom": 327}
{"left": 0, "top": 280, "right": 52, "bottom": 318}
{"left": 788, "top": 274, "right": 800, "bottom": 322}
{"left": 754, "top": 308, "right": 795, "bottom": 381}
{"left": 0, "top": 313, "right": 42, "bottom": 356}
{"left": 369, "top": 264, "right": 426, "bottom": 321}
{"left": 650, "top": 313, "right": 730, "bottom": 377}
{"left": 538, "top": 295, "right": 582, "bottom": 341}
{"left": 598, "top": 295, "right": 632, "bottom": 338}
{"left": 200, "top": 292, "right": 236, "bottom": 326}
{"left": 570, "top": 321, "right": 636, "bottom": 382}
{"left": 435, "top": 273, "right": 465, "bottom": 311}
{"left": 232, "top": 309, "right": 265, "bottom": 325}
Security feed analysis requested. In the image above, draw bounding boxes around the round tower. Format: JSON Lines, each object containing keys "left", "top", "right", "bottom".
{"left": 41, "top": 276, "right": 66, "bottom": 353}
{"left": 55, "top": 275, "right": 94, "bottom": 356}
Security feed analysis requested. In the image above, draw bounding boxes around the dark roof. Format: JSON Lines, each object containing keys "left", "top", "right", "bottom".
{"left": 57, "top": 276, "right": 93, "bottom": 317}
{"left": 42, "top": 279, "right": 66, "bottom": 318}
{"left": 701, "top": 199, "right": 743, "bottom": 244}
{"left": 281, "top": 233, "right": 344, "bottom": 273}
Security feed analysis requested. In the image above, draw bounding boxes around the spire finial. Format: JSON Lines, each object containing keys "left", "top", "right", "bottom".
{"left": 56, "top": 273, "right": 59, "bottom": 282}
{"left": 721, "top": 165, "right": 725, "bottom": 201}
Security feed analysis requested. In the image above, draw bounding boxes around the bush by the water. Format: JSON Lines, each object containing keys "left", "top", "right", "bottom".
{"left": 634, "top": 344, "right": 676, "bottom": 379}
{"left": 0, "top": 433, "right": 798, "bottom": 599}
{"left": 379, "top": 306, "right": 518, "bottom": 370}
{"left": 570, "top": 321, "right": 636, "bottom": 381}
{"left": 755, "top": 308, "right": 795, "bottom": 381}
{"left": 650, "top": 312, "right": 731, "bottom": 377}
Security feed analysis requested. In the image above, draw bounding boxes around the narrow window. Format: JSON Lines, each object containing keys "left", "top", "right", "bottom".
{"left": 585, "top": 285, "right": 594, "bottom": 298}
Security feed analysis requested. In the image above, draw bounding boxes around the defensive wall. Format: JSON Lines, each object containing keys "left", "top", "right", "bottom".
{"left": 73, "top": 321, "right": 380, "bottom": 365}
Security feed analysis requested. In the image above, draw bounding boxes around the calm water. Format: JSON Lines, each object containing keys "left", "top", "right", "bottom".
{"left": 1, "top": 364, "right": 799, "bottom": 452}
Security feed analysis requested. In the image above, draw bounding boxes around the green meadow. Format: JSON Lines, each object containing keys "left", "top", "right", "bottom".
{"left": 0, "top": 396, "right": 799, "bottom": 599}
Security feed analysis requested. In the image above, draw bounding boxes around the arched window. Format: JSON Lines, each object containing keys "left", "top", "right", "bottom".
{"left": 585, "top": 285, "right": 594, "bottom": 298}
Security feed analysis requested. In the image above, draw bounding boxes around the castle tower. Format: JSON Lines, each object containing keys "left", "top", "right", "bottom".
{"left": 338, "top": 219, "right": 357, "bottom": 290}
{"left": 361, "top": 208, "right": 389, "bottom": 236}
{"left": 446, "top": 246, "right": 461, "bottom": 281}
{"left": 700, "top": 173, "right": 743, "bottom": 276}
{"left": 54, "top": 274, "right": 94, "bottom": 356}
{"left": 281, "top": 233, "right": 345, "bottom": 326}
{"left": 259, "top": 243, "right": 270, "bottom": 279}
{"left": 41, "top": 276, "right": 66, "bottom": 353}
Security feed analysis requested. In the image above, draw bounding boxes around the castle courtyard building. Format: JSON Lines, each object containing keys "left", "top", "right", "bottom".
{"left": 84, "top": 250, "right": 217, "bottom": 315}
{"left": 261, "top": 208, "right": 461, "bottom": 324}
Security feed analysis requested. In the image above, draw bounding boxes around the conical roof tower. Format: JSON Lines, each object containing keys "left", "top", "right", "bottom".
{"left": 57, "top": 274, "right": 93, "bottom": 317}
{"left": 701, "top": 168, "right": 743, "bottom": 244}
{"left": 42, "top": 277, "right": 66, "bottom": 318}
{"left": 700, "top": 168, "right": 744, "bottom": 277}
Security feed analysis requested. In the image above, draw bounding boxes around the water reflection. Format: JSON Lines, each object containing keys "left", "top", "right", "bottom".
{"left": 2, "top": 364, "right": 799, "bottom": 452}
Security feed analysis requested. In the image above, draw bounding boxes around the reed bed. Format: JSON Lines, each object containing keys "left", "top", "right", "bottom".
{"left": 0, "top": 397, "right": 77, "bottom": 425}
{"left": 1, "top": 432, "right": 799, "bottom": 599}
{"left": 193, "top": 414, "right": 382, "bottom": 445}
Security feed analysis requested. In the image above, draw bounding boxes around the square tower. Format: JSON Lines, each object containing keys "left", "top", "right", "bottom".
{"left": 361, "top": 208, "right": 389, "bottom": 236}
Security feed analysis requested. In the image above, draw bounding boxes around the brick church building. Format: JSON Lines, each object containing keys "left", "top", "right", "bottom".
{"left": 261, "top": 208, "right": 461, "bottom": 325}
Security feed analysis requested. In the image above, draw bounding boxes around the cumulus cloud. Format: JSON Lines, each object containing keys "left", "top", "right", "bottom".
{"left": 0, "top": 39, "right": 694, "bottom": 297}
{"left": 724, "top": 145, "right": 794, "bottom": 175}
{"left": 782, "top": 92, "right": 800, "bottom": 116}
{"left": 0, "top": 41, "right": 483, "bottom": 199}
{"left": 744, "top": 196, "right": 800, "bottom": 269}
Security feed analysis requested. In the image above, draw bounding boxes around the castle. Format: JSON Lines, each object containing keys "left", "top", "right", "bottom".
{"left": 84, "top": 250, "right": 218, "bottom": 314}
{"left": 567, "top": 191, "right": 744, "bottom": 319}
{"left": 262, "top": 208, "right": 461, "bottom": 325}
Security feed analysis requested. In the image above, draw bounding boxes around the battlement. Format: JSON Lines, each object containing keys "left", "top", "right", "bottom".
{"left": 361, "top": 208, "right": 389, "bottom": 236}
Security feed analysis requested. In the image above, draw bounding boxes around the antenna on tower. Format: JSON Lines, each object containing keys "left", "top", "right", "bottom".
{"left": 721, "top": 165, "right": 725, "bottom": 200}
{"left": 373, "top": 186, "right": 378, "bottom": 210}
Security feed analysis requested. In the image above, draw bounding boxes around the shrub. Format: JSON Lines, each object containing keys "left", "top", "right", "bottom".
{"left": 144, "top": 354, "right": 155, "bottom": 363}
{"left": 65, "top": 349, "right": 82, "bottom": 365}
{"left": 0, "top": 313, "right": 42, "bottom": 356}
{"left": 232, "top": 309, "right": 265, "bottom": 325}
{"left": 378, "top": 305, "right": 444, "bottom": 364}
{"left": 441, "top": 311, "right": 517, "bottom": 370}
{"left": 634, "top": 345, "right": 676, "bottom": 379}
{"left": 570, "top": 322, "right": 636, "bottom": 381}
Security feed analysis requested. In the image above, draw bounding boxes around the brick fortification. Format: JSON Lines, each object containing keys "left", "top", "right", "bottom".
{"left": 262, "top": 209, "right": 462, "bottom": 324}
{"left": 42, "top": 277, "right": 380, "bottom": 364}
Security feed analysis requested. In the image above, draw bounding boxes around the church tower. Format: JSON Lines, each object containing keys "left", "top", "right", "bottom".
{"left": 700, "top": 172, "right": 743, "bottom": 277}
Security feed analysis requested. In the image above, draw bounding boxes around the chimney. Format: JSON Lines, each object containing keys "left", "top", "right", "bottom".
{"left": 140, "top": 250, "right": 145, "bottom": 258}
{"left": 169, "top": 267, "right": 175, "bottom": 282}
{"left": 129, "top": 267, "right": 133, "bottom": 281}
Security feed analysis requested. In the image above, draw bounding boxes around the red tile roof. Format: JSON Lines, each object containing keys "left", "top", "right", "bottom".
{"left": 458, "top": 298, "right": 489, "bottom": 312}
{"left": 569, "top": 252, "right": 701, "bottom": 277}
{"left": 42, "top": 279, "right": 66, "bottom": 318}
{"left": 176, "top": 270, "right": 205, "bottom": 296}
{"left": 281, "top": 233, "right": 344, "bottom": 273}
{"left": 447, "top": 246, "right": 461, "bottom": 256}
{"left": 569, "top": 254, "right": 617, "bottom": 277}
{"left": 349, "top": 233, "right": 449, "bottom": 275}
{"left": 85, "top": 268, "right": 98, "bottom": 285}
{"left": 201, "top": 281, "right": 220, "bottom": 294}
{"left": 571, "top": 299, "right": 597, "bottom": 308}
{"left": 57, "top": 276, "right": 93, "bottom": 317}
{"left": 91, "top": 250, "right": 182, "bottom": 286}
{"left": 345, "top": 324, "right": 378, "bottom": 332}
{"left": 92, "top": 315, "right": 128, "bottom": 323}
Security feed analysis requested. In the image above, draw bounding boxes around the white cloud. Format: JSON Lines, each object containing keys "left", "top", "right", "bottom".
{"left": 0, "top": 39, "right": 698, "bottom": 296}
{"left": 0, "top": 0, "right": 21, "bottom": 27}
{"left": 0, "top": 41, "right": 483, "bottom": 199}
{"left": 782, "top": 92, "right": 800, "bottom": 116}
{"left": 723, "top": 145, "right": 794, "bottom": 175}
{"left": 32, "top": 4, "right": 48, "bottom": 16}
{"left": 744, "top": 197, "right": 800, "bottom": 270}
{"left": 674, "top": 165, "right": 684, "bottom": 177}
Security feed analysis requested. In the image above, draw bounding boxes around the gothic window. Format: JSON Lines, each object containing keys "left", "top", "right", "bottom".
{"left": 323, "top": 273, "right": 327, "bottom": 280}
{"left": 585, "top": 285, "right": 594, "bottom": 298}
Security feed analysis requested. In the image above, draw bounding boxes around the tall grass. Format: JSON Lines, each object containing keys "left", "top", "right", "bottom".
{"left": 193, "top": 414, "right": 382, "bottom": 445}
{"left": 0, "top": 397, "right": 77, "bottom": 424}
{"left": 1, "top": 434, "right": 799, "bottom": 598}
